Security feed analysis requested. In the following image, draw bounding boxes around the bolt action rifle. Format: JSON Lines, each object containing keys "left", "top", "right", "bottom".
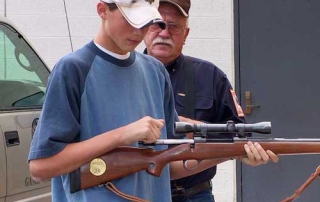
{"left": 69, "top": 121, "right": 320, "bottom": 194}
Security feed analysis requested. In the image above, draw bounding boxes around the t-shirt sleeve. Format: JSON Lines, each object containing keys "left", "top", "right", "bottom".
{"left": 28, "top": 56, "right": 82, "bottom": 161}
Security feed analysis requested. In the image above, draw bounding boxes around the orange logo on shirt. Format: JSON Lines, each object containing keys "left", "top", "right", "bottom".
{"left": 230, "top": 89, "right": 245, "bottom": 117}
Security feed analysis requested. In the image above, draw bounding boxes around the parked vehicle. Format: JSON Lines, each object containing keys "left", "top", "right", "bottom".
{"left": 0, "top": 16, "right": 51, "bottom": 201}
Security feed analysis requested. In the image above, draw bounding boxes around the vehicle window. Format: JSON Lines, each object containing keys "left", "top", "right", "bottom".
{"left": 0, "top": 22, "right": 50, "bottom": 110}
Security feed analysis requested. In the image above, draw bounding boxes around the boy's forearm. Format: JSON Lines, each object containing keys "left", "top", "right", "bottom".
{"left": 29, "top": 129, "right": 126, "bottom": 181}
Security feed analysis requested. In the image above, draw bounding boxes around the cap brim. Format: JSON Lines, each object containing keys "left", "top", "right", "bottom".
{"left": 117, "top": 4, "right": 166, "bottom": 29}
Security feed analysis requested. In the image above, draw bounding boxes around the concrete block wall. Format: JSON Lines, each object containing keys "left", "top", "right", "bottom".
{"left": 1, "top": 0, "right": 236, "bottom": 201}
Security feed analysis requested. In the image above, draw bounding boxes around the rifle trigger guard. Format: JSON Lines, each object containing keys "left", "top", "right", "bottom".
{"left": 183, "top": 159, "right": 202, "bottom": 171}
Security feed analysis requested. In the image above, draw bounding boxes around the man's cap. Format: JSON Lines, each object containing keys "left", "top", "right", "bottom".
{"left": 102, "top": 0, "right": 166, "bottom": 29}
{"left": 160, "top": 0, "right": 190, "bottom": 17}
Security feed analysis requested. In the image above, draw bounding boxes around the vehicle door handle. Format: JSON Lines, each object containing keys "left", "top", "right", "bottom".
{"left": 5, "top": 131, "right": 20, "bottom": 147}
{"left": 245, "top": 91, "right": 260, "bottom": 115}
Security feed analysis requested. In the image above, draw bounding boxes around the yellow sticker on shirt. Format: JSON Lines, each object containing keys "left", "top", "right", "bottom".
{"left": 230, "top": 89, "right": 245, "bottom": 117}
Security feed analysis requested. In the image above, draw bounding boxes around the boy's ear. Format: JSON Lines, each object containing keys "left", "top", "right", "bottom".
{"left": 97, "top": 2, "right": 109, "bottom": 18}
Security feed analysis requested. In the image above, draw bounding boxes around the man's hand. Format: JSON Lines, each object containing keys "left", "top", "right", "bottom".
{"left": 240, "top": 141, "right": 279, "bottom": 166}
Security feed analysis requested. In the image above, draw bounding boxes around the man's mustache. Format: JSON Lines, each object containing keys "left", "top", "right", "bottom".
{"left": 152, "top": 37, "right": 174, "bottom": 46}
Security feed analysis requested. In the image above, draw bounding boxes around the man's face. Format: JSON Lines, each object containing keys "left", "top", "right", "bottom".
{"left": 144, "top": 3, "right": 189, "bottom": 65}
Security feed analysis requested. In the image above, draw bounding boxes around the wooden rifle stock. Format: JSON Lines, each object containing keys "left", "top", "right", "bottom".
{"left": 70, "top": 140, "right": 320, "bottom": 193}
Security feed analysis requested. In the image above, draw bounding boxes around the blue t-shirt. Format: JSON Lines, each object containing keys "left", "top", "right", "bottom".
{"left": 28, "top": 41, "right": 177, "bottom": 202}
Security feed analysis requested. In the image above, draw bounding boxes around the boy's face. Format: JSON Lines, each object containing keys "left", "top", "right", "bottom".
{"left": 99, "top": 3, "right": 150, "bottom": 54}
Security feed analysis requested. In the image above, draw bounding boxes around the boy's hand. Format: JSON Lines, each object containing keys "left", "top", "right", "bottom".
{"left": 122, "top": 116, "right": 164, "bottom": 145}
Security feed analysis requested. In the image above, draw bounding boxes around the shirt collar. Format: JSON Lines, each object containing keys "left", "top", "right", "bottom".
{"left": 143, "top": 48, "right": 184, "bottom": 73}
{"left": 166, "top": 54, "right": 185, "bottom": 73}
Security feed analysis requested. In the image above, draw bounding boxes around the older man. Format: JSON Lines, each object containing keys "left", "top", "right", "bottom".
{"left": 144, "top": 0, "right": 279, "bottom": 201}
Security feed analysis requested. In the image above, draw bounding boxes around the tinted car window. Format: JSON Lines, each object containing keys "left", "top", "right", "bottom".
{"left": 0, "top": 22, "right": 49, "bottom": 109}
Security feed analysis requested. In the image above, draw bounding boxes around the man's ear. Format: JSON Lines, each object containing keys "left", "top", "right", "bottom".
{"left": 97, "top": 2, "right": 108, "bottom": 18}
{"left": 183, "top": 27, "right": 190, "bottom": 45}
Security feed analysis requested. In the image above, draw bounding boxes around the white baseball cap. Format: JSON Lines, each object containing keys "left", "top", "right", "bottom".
{"left": 101, "top": 0, "right": 166, "bottom": 29}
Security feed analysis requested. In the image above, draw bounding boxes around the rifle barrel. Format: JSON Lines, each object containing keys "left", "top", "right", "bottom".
{"left": 152, "top": 138, "right": 320, "bottom": 145}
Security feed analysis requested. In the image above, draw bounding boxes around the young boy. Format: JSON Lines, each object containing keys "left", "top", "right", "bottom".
{"left": 28, "top": 1, "right": 175, "bottom": 201}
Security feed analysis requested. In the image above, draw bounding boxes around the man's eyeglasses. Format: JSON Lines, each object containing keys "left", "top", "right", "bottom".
{"left": 149, "top": 22, "right": 186, "bottom": 35}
